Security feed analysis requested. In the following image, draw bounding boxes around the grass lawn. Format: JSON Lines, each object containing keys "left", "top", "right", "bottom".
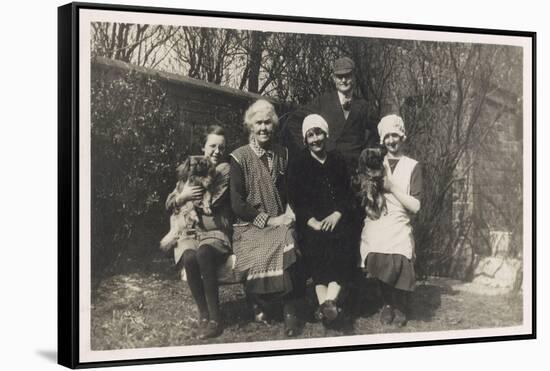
{"left": 91, "top": 259, "right": 523, "bottom": 350}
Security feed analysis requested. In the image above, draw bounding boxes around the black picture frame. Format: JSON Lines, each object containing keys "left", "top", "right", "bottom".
{"left": 58, "top": 2, "right": 536, "bottom": 368}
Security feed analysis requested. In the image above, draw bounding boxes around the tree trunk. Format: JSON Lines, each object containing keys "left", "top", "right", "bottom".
{"left": 247, "top": 31, "right": 264, "bottom": 93}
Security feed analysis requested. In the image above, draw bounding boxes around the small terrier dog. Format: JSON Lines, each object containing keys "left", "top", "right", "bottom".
{"left": 354, "top": 147, "right": 387, "bottom": 220}
{"left": 160, "top": 156, "right": 216, "bottom": 251}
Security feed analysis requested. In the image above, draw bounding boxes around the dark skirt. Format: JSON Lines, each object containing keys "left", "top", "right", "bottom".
{"left": 302, "top": 230, "right": 354, "bottom": 286}
{"left": 365, "top": 253, "right": 416, "bottom": 292}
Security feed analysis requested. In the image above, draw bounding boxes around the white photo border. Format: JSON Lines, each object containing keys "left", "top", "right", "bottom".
{"left": 72, "top": 4, "right": 534, "bottom": 366}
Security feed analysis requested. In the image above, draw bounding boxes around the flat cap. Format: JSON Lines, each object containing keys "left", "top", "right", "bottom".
{"left": 333, "top": 57, "right": 355, "bottom": 74}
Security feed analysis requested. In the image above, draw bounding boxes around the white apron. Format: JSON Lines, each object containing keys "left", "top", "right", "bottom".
{"left": 359, "top": 155, "right": 418, "bottom": 266}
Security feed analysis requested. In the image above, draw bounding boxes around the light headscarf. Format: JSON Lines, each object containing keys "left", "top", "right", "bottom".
{"left": 378, "top": 114, "right": 406, "bottom": 144}
{"left": 302, "top": 114, "right": 329, "bottom": 141}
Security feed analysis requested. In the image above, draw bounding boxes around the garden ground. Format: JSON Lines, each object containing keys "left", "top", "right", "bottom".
{"left": 91, "top": 257, "right": 523, "bottom": 350}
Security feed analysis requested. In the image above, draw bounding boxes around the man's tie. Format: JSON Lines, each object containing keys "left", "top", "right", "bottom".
{"left": 342, "top": 98, "right": 352, "bottom": 111}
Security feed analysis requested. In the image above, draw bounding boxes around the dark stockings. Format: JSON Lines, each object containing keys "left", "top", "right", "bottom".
{"left": 379, "top": 280, "right": 409, "bottom": 314}
{"left": 181, "top": 245, "right": 227, "bottom": 322}
{"left": 246, "top": 261, "right": 306, "bottom": 320}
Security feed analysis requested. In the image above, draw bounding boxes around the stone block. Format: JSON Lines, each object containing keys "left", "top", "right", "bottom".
{"left": 470, "top": 256, "right": 522, "bottom": 293}
{"left": 490, "top": 230, "right": 513, "bottom": 257}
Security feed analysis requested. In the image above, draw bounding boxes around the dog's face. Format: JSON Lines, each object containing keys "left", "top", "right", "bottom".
{"left": 188, "top": 156, "right": 211, "bottom": 177}
{"left": 358, "top": 147, "right": 386, "bottom": 174}
{"left": 176, "top": 156, "right": 211, "bottom": 181}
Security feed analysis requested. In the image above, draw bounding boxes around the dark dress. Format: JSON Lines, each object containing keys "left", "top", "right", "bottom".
{"left": 289, "top": 149, "right": 356, "bottom": 285}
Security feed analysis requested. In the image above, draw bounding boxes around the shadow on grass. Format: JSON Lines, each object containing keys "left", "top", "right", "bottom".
{"left": 348, "top": 276, "right": 384, "bottom": 318}
{"left": 409, "top": 281, "right": 458, "bottom": 322}
{"left": 346, "top": 276, "right": 454, "bottom": 324}
{"left": 221, "top": 294, "right": 252, "bottom": 326}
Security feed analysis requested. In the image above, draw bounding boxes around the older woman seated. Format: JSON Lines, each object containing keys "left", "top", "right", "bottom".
{"left": 229, "top": 99, "right": 304, "bottom": 337}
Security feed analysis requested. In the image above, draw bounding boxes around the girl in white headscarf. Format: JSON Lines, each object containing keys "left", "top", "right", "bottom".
{"left": 359, "top": 114, "right": 423, "bottom": 327}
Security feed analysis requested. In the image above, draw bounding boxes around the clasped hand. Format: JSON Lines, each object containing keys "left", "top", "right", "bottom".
{"left": 268, "top": 214, "right": 295, "bottom": 227}
{"left": 307, "top": 211, "right": 342, "bottom": 232}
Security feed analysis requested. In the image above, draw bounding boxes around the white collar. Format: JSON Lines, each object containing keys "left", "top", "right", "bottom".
{"left": 249, "top": 138, "right": 273, "bottom": 158}
{"left": 337, "top": 91, "right": 352, "bottom": 105}
{"left": 310, "top": 150, "right": 327, "bottom": 164}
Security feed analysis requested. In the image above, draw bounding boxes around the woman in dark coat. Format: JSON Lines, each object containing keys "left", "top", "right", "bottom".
{"left": 289, "top": 114, "right": 356, "bottom": 324}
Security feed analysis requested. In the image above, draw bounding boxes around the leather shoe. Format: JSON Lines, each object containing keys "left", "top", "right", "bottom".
{"left": 321, "top": 300, "right": 340, "bottom": 323}
{"left": 380, "top": 304, "right": 394, "bottom": 325}
{"left": 313, "top": 305, "right": 324, "bottom": 322}
{"left": 198, "top": 316, "right": 209, "bottom": 329}
{"left": 198, "top": 320, "right": 223, "bottom": 340}
{"left": 284, "top": 313, "right": 300, "bottom": 337}
{"left": 393, "top": 308, "right": 407, "bottom": 327}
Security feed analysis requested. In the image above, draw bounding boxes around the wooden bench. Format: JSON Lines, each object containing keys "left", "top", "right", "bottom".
{"left": 178, "top": 253, "right": 245, "bottom": 285}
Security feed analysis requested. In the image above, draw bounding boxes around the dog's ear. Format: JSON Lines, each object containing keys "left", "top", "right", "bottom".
{"left": 379, "top": 145, "right": 388, "bottom": 157}
{"left": 188, "top": 155, "right": 201, "bottom": 167}
{"left": 358, "top": 148, "right": 369, "bottom": 168}
{"left": 359, "top": 148, "right": 369, "bottom": 166}
{"left": 176, "top": 158, "right": 191, "bottom": 182}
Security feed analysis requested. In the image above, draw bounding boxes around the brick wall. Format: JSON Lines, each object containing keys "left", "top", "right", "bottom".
{"left": 451, "top": 89, "right": 523, "bottom": 278}
{"left": 472, "top": 92, "right": 523, "bottom": 258}
{"left": 91, "top": 57, "right": 290, "bottom": 154}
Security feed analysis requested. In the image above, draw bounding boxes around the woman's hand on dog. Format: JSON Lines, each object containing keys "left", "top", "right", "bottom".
{"left": 176, "top": 184, "right": 204, "bottom": 205}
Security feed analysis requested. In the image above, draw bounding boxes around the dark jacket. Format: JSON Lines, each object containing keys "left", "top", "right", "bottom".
{"left": 288, "top": 149, "right": 355, "bottom": 241}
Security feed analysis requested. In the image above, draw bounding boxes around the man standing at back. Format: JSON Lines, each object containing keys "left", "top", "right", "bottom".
{"left": 306, "top": 56, "right": 378, "bottom": 172}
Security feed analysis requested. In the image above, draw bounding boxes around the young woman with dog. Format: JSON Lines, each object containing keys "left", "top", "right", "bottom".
{"left": 229, "top": 99, "right": 304, "bottom": 337}
{"left": 358, "top": 114, "right": 423, "bottom": 327}
{"left": 288, "top": 114, "right": 356, "bottom": 326}
{"left": 164, "top": 125, "right": 232, "bottom": 339}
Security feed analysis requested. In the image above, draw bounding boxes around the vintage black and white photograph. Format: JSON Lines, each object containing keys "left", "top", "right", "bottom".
{"left": 63, "top": 3, "right": 533, "bottom": 366}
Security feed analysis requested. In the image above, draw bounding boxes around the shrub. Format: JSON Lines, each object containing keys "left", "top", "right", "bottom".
{"left": 91, "top": 70, "right": 183, "bottom": 281}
